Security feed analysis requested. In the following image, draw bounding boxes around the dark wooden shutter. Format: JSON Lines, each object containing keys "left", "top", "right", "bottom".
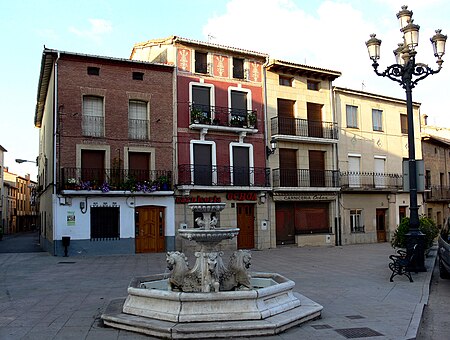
{"left": 192, "top": 86, "right": 211, "bottom": 118}
{"left": 277, "top": 99, "right": 295, "bottom": 135}
{"left": 296, "top": 203, "right": 329, "bottom": 234}
{"left": 231, "top": 90, "right": 247, "bottom": 118}
{"left": 194, "top": 144, "right": 212, "bottom": 185}
{"left": 233, "top": 146, "right": 250, "bottom": 186}
{"left": 81, "top": 150, "right": 105, "bottom": 184}
{"left": 309, "top": 150, "right": 325, "bottom": 187}
{"left": 129, "top": 152, "right": 150, "bottom": 181}
{"left": 307, "top": 103, "right": 323, "bottom": 138}
{"left": 279, "top": 149, "right": 297, "bottom": 187}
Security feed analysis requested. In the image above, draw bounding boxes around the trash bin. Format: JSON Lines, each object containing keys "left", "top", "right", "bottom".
{"left": 62, "top": 236, "right": 71, "bottom": 257}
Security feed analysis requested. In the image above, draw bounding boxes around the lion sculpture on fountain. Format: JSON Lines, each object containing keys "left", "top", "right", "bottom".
{"left": 220, "top": 249, "right": 252, "bottom": 291}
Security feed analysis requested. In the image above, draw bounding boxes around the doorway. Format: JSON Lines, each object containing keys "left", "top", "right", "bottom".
{"left": 276, "top": 202, "right": 296, "bottom": 245}
{"left": 376, "top": 209, "right": 387, "bottom": 242}
{"left": 237, "top": 204, "right": 255, "bottom": 249}
{"left": 135, "top": 206, "right": 165, "bottom": 253}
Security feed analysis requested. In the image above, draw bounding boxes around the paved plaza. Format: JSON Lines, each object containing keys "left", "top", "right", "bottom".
{"left": 0, "top": 241, "right": 436, "bottom": 339}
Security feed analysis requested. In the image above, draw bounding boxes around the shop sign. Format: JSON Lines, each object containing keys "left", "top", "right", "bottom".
{"left": 175, "top": 195, "right": 222, "bottom": 204}
{"left": 226, "top": 192, "right": 257, "bottom": 201}
{"left": 273, "top": 193, "right": 336, "bottom": 201}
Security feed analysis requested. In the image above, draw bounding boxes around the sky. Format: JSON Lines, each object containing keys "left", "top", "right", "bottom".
{"left": 1, "top": 0, "right": 449, "bottom": 181}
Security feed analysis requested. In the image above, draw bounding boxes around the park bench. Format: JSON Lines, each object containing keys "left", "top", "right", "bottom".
{"left": 389, "top": 245, "right": 417, "bottom": 282}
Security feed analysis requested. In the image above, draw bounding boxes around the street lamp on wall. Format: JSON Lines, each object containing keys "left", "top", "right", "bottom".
{"left": 15, "top": 158, "right": 37, "bottom": 165}
{"left": 266, "top": 137, "right": 277, "bottom": 159}
{"left": 365, "top": 5, "right": 446, "bottom": 272}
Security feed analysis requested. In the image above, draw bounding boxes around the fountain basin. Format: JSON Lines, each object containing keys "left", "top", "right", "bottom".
{"left": 121, "top": 272, "right": 299, "bottom": 322}
{"left": 178, "top": 228, "right": 240, "bottom": 243}
{"left": 102, "top": 271, "right": 323, "bottom": 338}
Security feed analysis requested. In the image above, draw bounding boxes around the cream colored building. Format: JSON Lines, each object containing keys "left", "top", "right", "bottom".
{"left": 334, "top": 87, "right": 423, "bottom": 244}
{"left": 265, "top": 59, "right": 341, "bottom": 247}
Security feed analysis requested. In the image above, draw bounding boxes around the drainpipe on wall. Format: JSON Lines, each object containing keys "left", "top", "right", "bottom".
{"left": 53, "top": 51, "right": 60, "bottom": 256}
{"left": 331, "top": 86, "right": 342, "bottom": 246}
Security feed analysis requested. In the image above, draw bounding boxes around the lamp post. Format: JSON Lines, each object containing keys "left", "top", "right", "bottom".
{"left": 366, "top": 6, "right": 446, "bottom": 272}
{"left": 15, "top": 158, "right": 37, "bottom": 164}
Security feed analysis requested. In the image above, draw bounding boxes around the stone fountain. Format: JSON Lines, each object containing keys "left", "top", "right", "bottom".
{"left": 102, "top": 203, "right": 323, "bottom": 338}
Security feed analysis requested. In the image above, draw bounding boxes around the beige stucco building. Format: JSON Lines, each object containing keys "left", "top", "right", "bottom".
{"left": 334, "top": 87, "right": 423, "bottom": 245}
{"left": 265, "top": 59, "right": 341, "bottom": 247}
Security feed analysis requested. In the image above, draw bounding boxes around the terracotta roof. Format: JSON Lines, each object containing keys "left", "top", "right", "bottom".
{"left": 132, "top": 35, "right": 269, "bottom": 58}
{"left": 334, "top": 86, "right": 421, "bottom": 107}
{"left": 266, "top": 59, "right": 341, "bottom": 80}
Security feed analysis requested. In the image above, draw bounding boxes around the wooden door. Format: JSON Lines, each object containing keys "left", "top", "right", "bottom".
{"left": 135, "top": 206, "right": 165, "bottom": 253}
{"left": 277, "top": 99, "right": 295, "bottom": 135}
{"left": 376, "top": 209, "right": 387, "bottom": 242}
{"left": 399, "top": 206, "right": 407, "bottom": 223}
{"left": 81, "top": 149, "right": 105, "bottom": 183}
{"left": 276, "top": 203, "right": 296, "bottom": 245}
{"left": 309, "top": 150, "right": 325, "bottom": 187}
{"left": 237, "top": 204, "right": 255, "bottom": 249}
{"left": 193, "top": 143, "right": 212, "bottom": 185}
{"left": 307, "top": 103, "right": 323, "bottom": 138}
{"left": 279, "top": 149, "right": 298, "bottom": 187}
{"left": 233, "top": 146, "right": 250, "bottom": 186}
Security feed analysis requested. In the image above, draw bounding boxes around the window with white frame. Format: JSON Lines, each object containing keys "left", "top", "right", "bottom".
{"left": 350, "top": 209, "right": 364, "bottom": 232}
{"left": 348, "top": 155, "right": 361, "bottom": 187}
{"left": 372, "top": 109, "right": 383, "bottom": 131}
{"left": 346, "top": 105, "right": 358, "bottom": 128}
{"left": 128, "top": 100, "right": 149, "bottom": 140}
{"left": 233, "top": 58, "right": 245, "bottom": 79}
{"left": 82, "top": 96, "right": 104, "bottom": 137}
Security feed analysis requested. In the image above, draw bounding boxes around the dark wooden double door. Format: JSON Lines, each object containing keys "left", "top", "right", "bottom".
{"left": 237, "top": 203, "right": 255, "bottom": 249}
{"left": 279, "top": 149, "right": 325, "bottom": 187}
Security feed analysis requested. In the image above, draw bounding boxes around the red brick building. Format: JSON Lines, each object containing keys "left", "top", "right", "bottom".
{"left": 35, "top": 49, "right": 175, "bottom": 255}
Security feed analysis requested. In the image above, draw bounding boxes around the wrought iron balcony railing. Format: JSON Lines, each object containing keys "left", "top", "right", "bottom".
{"left": 60, "top": 167, "right": 172, "bottom": 192}
{"left": 340, "top": 172, "right": 403, "bottom": 190}
{"left": 272, "top": 169, "right": 339, "bottom": 188}
{"left": 190, "top": 104, "right": 257, "bottom": 129}
{"left": 270, "top": 116, "right": 338, "bottom": 140}
{"left": 178, "top": 164, "right": 270, "bottom": 187}
{"left": 425, "top": 186, "right": 450, "bottom": 201}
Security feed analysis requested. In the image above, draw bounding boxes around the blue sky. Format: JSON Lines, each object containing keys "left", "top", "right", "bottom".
{"left": 1, "top": 0, "right": 448, "bottom": 180}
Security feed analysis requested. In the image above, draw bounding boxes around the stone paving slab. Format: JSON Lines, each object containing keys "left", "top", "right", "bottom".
{"left": 0, "top": 243, "right": 436, "bottom": 339}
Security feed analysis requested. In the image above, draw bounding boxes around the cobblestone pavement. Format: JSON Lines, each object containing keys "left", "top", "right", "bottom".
{"left": 0, "top": 242, "right": 436, "bottom": 339}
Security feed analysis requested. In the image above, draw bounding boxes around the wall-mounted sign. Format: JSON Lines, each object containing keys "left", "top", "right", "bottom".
{"left": 226, "top": 192, "right": 257, "bottom": 201}
{"left": 67, "top": 211, "right": 75, "bottom": 226}
{"left": 273, "top": 193, "right": 336, "bottom": 201}
{"left": 175, "top": 196, "right": 222, "bottom": 204}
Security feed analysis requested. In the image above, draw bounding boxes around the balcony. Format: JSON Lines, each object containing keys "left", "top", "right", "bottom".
{"left": 128, "top": 118, "right": 149, "bottom": 140}
{"left": 60, "top": 167, "right": 172, "bottom": 193}
{"left": 270, "top": 116, "right": 338, "bottom": 142}
{"left": 190, "top": 104, "right": 257, "bottom": 131}
{"left": 273, "top": 169, "right": 339, "bottom": 189}
{"left": 425, "top": 186, "right": 450, "bottom": 201}
{"left": 82, "top": 115, "right": 104, "bottom": 137}
{"left": 178, "top": 164, "right": 270, "bottom": 188}
{"left": 340, "top": 172, "right": 403, "bottom": 191}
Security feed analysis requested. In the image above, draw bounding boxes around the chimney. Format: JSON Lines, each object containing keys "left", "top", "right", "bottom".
{"left": 421, "top": 114, "right": 428, "bottom": 126}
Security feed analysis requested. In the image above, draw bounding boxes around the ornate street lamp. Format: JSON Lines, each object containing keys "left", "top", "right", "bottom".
{"left": 366, "top": 5, "right": 447, "bottom": 272}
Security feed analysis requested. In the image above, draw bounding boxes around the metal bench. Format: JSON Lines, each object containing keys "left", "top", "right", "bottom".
{"left": 388, "top": 246, "right": 417, "bottom": 282}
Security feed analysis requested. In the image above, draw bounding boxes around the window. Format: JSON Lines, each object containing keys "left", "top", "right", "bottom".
{"left": 91, "top": 207, "right": 120, "bottom": 240}
{"left": 307, "top": 80, "right": 320, "bottom": 91}
{"left": 232, "top": 146, "right": 250, "bottom": 186}
{"left": 233, "top": 58, "right": 244, "bottom": 79}
{"left": 348, "top": 155, "right": 361, "bottom": 187}
{"left": 195, "top": 51, "right": 208, "bottom": 74}
{"left": 425, "top": 170, "right": 431, "bottom": 189}
{"left": 132, "top": 72, "right": 144, "bottom": 80}
{"left": 128, "top": 152, "right": 150, "bottom": 182}
{"left": 374, "top": 157, "right": 386, "bottom": 188}
{"left": 81, "top": 149, "right": 105, "bottom": 185}
{"left": 400, "top": 114, "right": 408, "bottom": 134}
{"left": 193, "top": 143, "right": 212, "bottom": 185}
{"left": 350, "top": 209, "right": 364, "bottom": 232}
{"left": 372, "top": 109, "right": 383, "bottom": 131}
{"left": 346, "top": 105, "right": 358, "bottom": 128}
{"left": 279, "top": 76, "right": 293, "bottom": 86}
{"left": 277, "top": 98, "right": 295, "bottom": 135}
{"left": 82, "top": 96, "right": 104, "bottom": 137}
{"left": 87, "top": 67, "right": 100, "bottom": 76}
{"left": 128, "top": 100, "right": 148, "bottom": 140}
{"left": 230, "top": 90, "right": 248, "bottom": 126}
{"left": 191, "top": 85, "right": 211, "bottom": 121}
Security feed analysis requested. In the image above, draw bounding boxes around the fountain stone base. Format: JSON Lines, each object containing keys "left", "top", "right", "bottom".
{"left": 102, "top": 272, "right": 322, "bottom": 339}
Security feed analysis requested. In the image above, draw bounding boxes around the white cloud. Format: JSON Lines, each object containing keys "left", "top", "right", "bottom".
{"left": 203, "top": 0, "right": 450, "bottom": 127}
{"left": 69, "top": 18, "right": 112, "bottom": 42}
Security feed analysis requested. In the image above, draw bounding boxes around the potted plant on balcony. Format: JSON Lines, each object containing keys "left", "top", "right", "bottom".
{"left": 157, "top": 175, "right": 170, "bottom": 191}
{"left": 230, "top": 116, "right": 242, "bottom": 127}
{"left": 247, "top": 112, "right": 257, "bottom": 128}
{"left": 191, "top": 107, "right": 203, "bottom": 124}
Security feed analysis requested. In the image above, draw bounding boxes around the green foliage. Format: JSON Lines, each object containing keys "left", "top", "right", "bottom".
{"left": 391, "top": 216, "right": 439, "bottom": 249}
